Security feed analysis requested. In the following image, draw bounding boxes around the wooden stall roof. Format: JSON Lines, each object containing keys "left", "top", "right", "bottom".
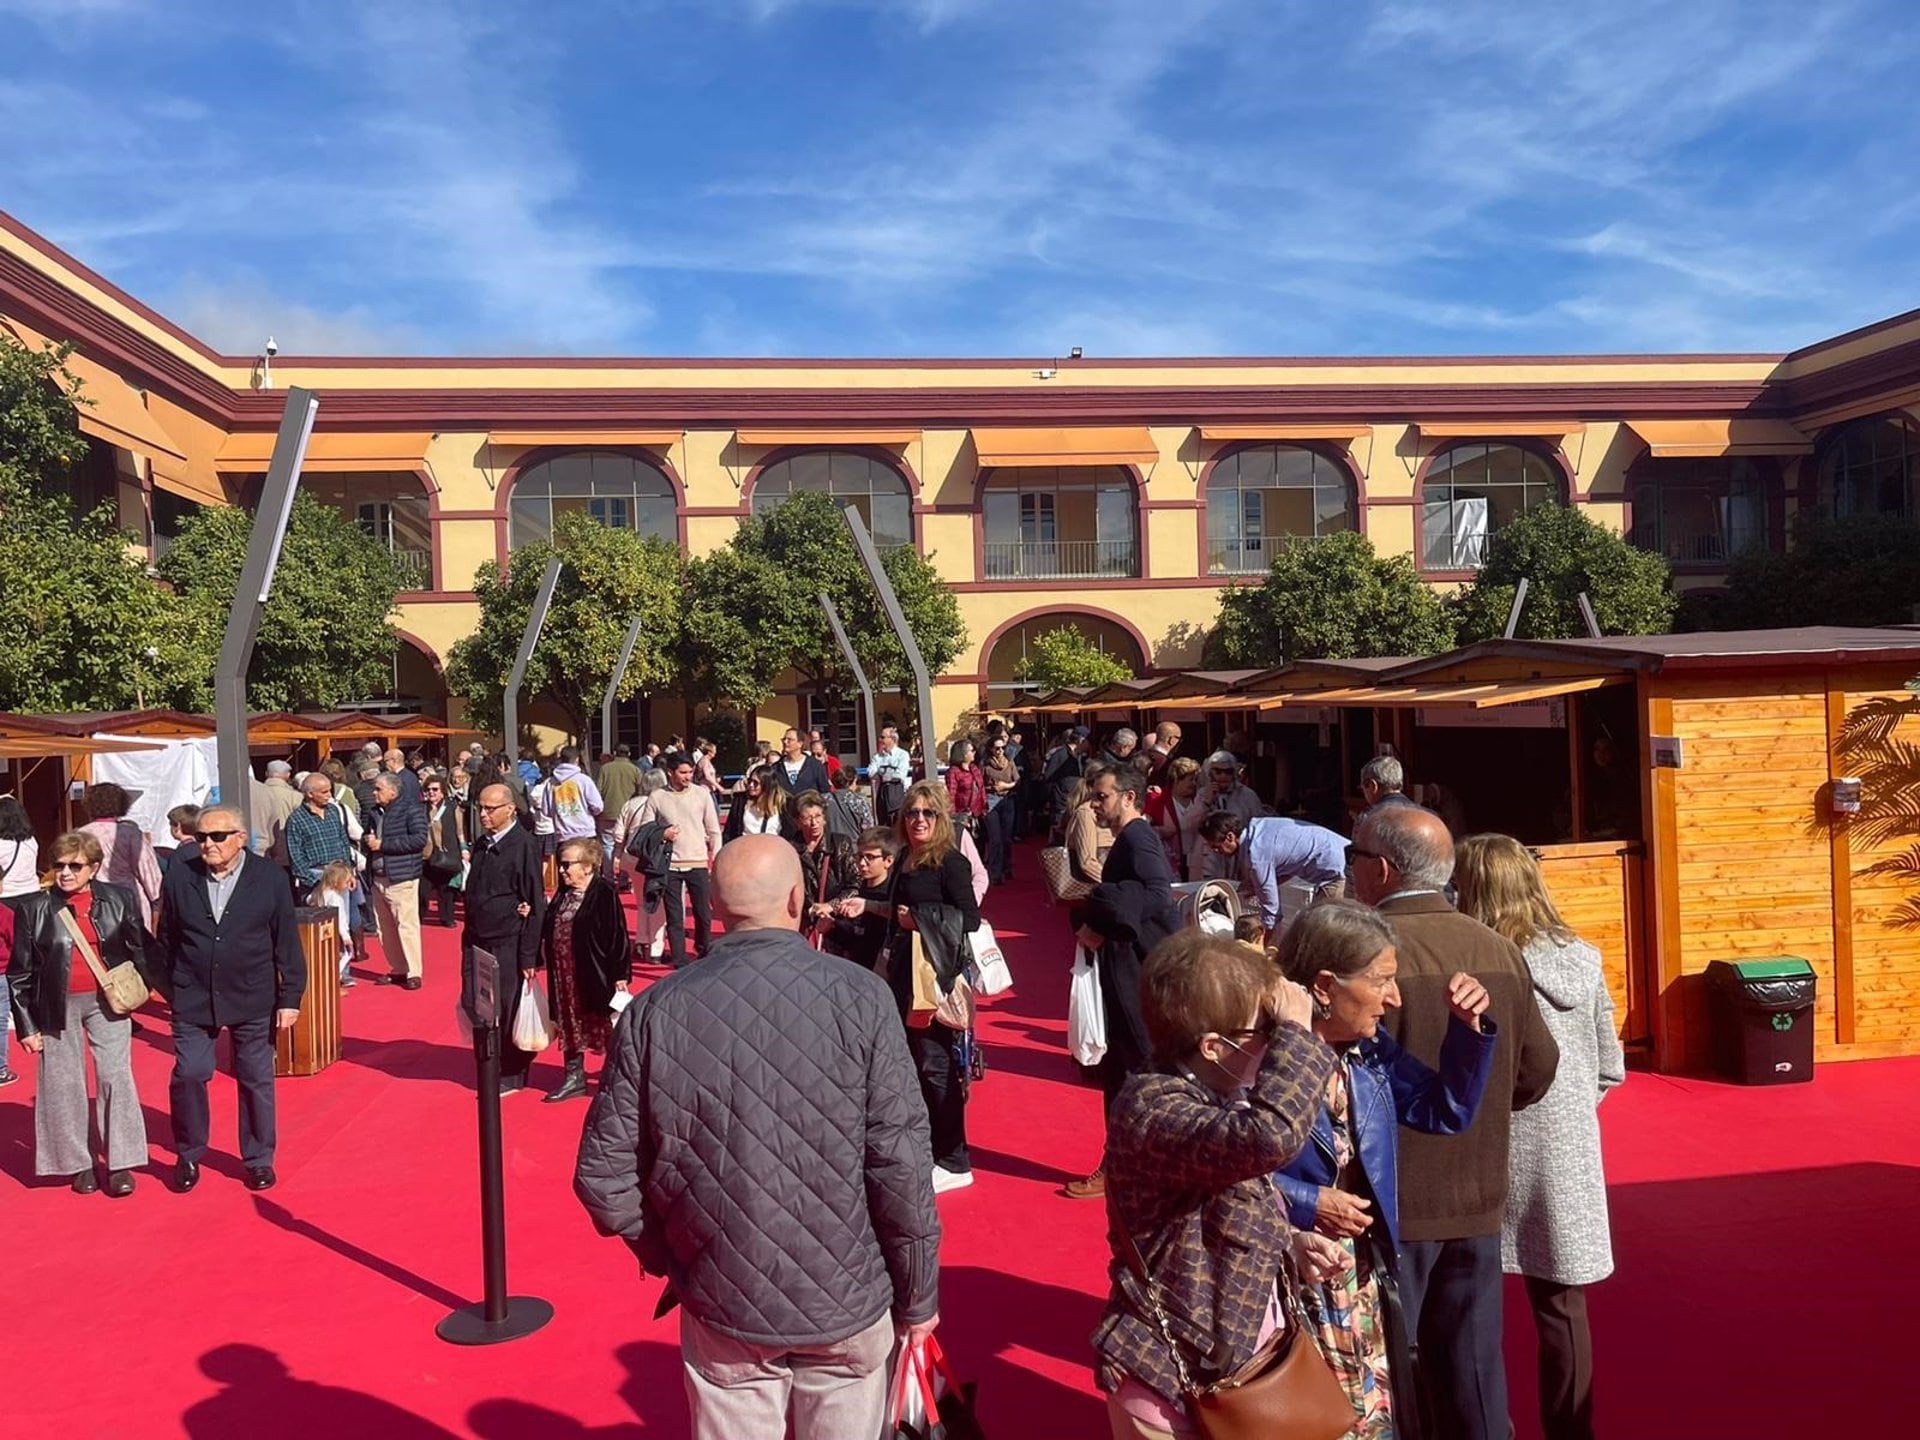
{"left": 1142, "top": 669, "right": 1266, "bottom": 700}
{"left": 0, "top": 710, "right": 452, "bottom": 744}
{"left": 0, "top": 735, "right": 168, "bottom": 758}
{"left": 1237, "top": 657, "right": 1417, "bottom": 696}
{"left": 1256, "top": 675, "right": 1630, "bottom": 710}
{"left": 1388, "top": 627, "right": 1920, "bottom": 682}
{"left": 1077, "top": 677, "right": 1172, "bottom": 706}
{"left": 0, "top": 709, "right": 215, "bottom": 739}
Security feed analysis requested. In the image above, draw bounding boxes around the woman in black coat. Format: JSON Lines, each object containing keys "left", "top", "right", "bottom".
{"left": 539, "top": 837, "right": 632, "bottom": 1102}
{"left": 9, "top": 829, "right": 155, "bottom": 1195}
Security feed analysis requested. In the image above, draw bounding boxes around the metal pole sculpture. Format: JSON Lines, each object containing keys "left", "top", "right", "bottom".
{"left": 841, "top": 509, "right": 936, "bottom": 777}
{"left": 1502, "top": 576, "right": 1532, "bottom": 640}
{"left": 502, "top": 556, "right": 563, "bottom": 755}
{"left": 215, "top": 387, "right": 316, "bottom": 818}
{"left": 600, "top": 613, "right": 647, "bottom": 757}
{"left": 819, "top": 592, "right": 879, "bottom": 761}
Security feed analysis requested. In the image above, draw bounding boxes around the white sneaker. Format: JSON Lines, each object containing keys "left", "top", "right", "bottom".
{"left": 931, "top": 1167, "right": 974, "bottom": 1194}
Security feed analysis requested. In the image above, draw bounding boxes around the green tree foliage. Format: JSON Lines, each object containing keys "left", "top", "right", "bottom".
{"left": 1014, "top": 625, "right": 1135, "bottom": 690}
{"left": 158, "top": 492, "right": 408, "bottom": 711}
{"left": 1684, "top": 513, "right": 1920, "bottom": 632}
{"left": 1201, "top": 532, "right": 1455, "bottom": 667}
{"left": 0, "top": 333, "right": 185, "bottom": 711}
{"left": 446, "top": 512, "right": 686, "bottom": 741}
{"left": 679, "top": 492, "right": 967, "bottom": 730}
{"left": 1450, "top": 503, "right": 1676, "bottom": 643}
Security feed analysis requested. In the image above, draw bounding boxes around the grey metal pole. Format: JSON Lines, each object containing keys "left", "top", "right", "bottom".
{"left": 841, "top": 509, "right": 936, "bottom": 777}
{"left": 1576, "top": 591, "right": 1603, "bottom": 639}
{"left": 1502, "top": 576, "right": 1532, "bottom": 640}
{"left": 215, "top": 387, "right": 316, "bottom": 819}
{"left": 819, "top": 593, "right": 879, "bottom": 760}
{"left": 502, "top": 556, "right": 564, "bottom": 755}
{"left": 600, "top": 612, "right": 647, "bottom": 756}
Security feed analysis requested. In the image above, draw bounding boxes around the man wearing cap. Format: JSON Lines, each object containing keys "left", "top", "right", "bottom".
{"left": 1192, "top": 750, "right": 1268, "bottom": 881}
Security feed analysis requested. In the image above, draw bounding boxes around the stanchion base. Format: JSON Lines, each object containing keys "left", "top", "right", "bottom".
{"left": 436, "top": 1296, "right": 554, "bottom": 1346}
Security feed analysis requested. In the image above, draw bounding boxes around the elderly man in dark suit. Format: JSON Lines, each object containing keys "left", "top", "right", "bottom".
{"left": 463, "top": 783, "right": 547, "bottom": 1095}
{"left": 156, "top": 805, "right": 306, "bottom": 1193}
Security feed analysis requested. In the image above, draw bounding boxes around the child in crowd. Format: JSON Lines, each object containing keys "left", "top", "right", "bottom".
{"left": 312, "top": 860, "right": 359, "bottom": 988}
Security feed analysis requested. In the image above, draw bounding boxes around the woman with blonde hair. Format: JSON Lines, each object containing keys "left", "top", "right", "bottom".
{"left": 1064, "top": 763, "right": 1117, "bottom": 885}
{"left": 887, "top": 779, "right": 981, "bottom": 1191}
{"left": 8, "top": 830, "right": 154, "bottom": 1195}
{"left": 1454, "top": 833, "right": 1625, "bottom": 1440}
{"left": 721, "top": 765, "right": 786, "bottom": 841}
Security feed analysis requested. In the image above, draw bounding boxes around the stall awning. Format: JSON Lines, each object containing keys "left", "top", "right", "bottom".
{"left": 970, "top": 426, "right": 1159, "bottom": 468}
{"left": 487, "top": 430, "right": 681, "bottom": 449}
{"left": 1416, "top": 420, "right": 1584, "bottom": 439}
{"left": 217, "top": 432, "right": 433, "bottom": 472}
{"left": 1199, "top": 423, "right": 1369, "bottom": 442}
{"left": 734, "top": 429, "right": 920, "bottom": 448}
{"left": 1259, "top": 676, "right": 1625, "bottom": 710}
{"left": 0, "top": 735, "right": 167, "bottom": 759}
{"left": 62, "top": 355, "right": 228, "bottom": 506}
{"left": 1625, "top": 419, "right": 1813, "bottom": 458}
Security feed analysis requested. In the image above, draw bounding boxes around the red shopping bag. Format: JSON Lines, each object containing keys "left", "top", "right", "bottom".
{"left": 889, "top": 1334, "right": 984, "bottom": 1439}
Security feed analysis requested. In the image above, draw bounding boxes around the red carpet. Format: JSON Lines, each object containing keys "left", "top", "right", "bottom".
{"left": 8, "top": 846, "right": 1916, "bottom": 1438}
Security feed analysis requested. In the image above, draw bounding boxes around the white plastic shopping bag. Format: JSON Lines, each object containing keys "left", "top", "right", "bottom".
{"left": 967, "top": 920, "right": 1014, "bottom": 997}
{"left": 1068, "top": 945, "right": 1107, "bottom": 1067}
{"left": 511, "top": 976, "right": 555, "bottom": 1052}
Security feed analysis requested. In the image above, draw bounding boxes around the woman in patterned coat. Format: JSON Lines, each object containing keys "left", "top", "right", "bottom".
{"left": 1455, "top": 834, "right": 1626, "bottom": 1440}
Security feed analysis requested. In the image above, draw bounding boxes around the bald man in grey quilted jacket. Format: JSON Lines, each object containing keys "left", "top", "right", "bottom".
{"left": 575, "top": 835, "right": 940, "bottom": 1440}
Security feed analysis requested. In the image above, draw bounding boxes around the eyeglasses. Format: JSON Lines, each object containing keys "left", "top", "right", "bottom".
{"left": 195, "top": 829, "right": 239, "bottom": 843}
{"left": 856, "top": 851, "right": 888, "bottom": 864}
{"left": 559, "top": 860, "right": 593, "bottom": 871}
{"left": 903, "top": 808, "right": 939, "bottom": 820}
{"left": 479, "top": 802, "right": 514, "bottom": 814}
{"left": 52, "top": 860, "right": 93, "bottom": 872}
{"left": 1345, "top": 844, "right": 1385, "bottom": 864}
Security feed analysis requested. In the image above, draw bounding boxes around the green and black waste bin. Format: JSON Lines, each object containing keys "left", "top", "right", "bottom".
{"left": 1704, "top": 957, "right": 1816, "bottom": 1085}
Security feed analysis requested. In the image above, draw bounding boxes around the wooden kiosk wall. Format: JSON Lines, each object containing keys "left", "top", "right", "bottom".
{"left": 1642, "top": 661, "right": 1920, "bottom": 1071}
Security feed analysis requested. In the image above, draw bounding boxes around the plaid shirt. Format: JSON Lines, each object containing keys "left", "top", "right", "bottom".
{"left": 285, "top": 802, "right": 353, "bottom": 889}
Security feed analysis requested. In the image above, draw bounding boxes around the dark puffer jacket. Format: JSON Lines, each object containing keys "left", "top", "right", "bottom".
{"left": 574, "top": 925, "right": 941, "bottom": 1346}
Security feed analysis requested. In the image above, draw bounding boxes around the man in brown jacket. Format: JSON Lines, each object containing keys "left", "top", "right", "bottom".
{"left": 1352, "top": 804, "right": 1559, "bottom": 1440}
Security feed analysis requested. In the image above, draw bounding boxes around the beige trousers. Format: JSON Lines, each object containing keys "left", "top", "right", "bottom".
{"left": 370, "top": 876, "right": 422, "bottom": 979}
{"left": 681, "top": 1309, "right": 894, "bottom": 1440}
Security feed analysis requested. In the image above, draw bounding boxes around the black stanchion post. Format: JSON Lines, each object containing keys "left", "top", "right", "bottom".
{"left": 438, "top": 948, "right": 554, "bottom": 1345}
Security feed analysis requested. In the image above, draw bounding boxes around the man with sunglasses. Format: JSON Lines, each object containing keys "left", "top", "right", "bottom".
{"left": 156, "top": 806, "right": 306, "bottom": 1193}
{"left": 1191, "top": 749, "right": 1267, "bottom": 881}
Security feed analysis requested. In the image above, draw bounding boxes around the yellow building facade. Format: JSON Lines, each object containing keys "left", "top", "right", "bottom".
{"left": 7, "top": 208, "right": 1920, "bottom": 754}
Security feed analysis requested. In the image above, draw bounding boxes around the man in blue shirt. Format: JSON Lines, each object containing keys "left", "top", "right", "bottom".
{"left": 1199, "top": 810, "right": 1347, "bottom": 940}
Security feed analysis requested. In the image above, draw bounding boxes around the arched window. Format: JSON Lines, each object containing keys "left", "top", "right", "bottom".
{"left": 752, "top": 450, "right": 913, "bottom": 549}
{"left": 509, "top": 450, "right": 677, "bottom": 549}
{"left": 1819, "top": 414, "right": 1920, "bottom": 519}
{"left": 1421, "top": 442, "right": 1563, "bottom": 570}
{"left": 1205, "top": 444, "right": 1355, "bottom": 574}
{"left": 985, "top": 613, "right": 1145, "bottom": 697}
{"left": 1628, "top": 457, "right": 1777, "bottom": 567}
{"left": 982, "top": 465, "right": 1139, "bottom": 578}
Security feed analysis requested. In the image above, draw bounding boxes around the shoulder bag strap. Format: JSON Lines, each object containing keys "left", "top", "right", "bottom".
{"left": 56, "top": 904, "right": 113, "bottom": 987}
{"left": 1118, "top": 1226, "right": 1199, "bottom": 1397}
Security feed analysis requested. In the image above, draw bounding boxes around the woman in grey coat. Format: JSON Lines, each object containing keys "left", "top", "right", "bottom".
{"left": 1456, "top": 834, "right": 1625, "bottom": 1440}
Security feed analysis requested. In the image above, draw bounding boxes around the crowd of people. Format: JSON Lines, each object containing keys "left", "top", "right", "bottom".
{"left": 2, "top": 718, "right": 1623, "bottom": 1440}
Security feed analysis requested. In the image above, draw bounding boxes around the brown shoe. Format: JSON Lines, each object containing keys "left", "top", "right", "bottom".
{"left": 1063, "top": 1167, "right": 1105, "bottom": 1200}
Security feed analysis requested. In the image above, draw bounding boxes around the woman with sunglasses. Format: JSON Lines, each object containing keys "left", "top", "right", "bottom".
{"left": 7, "top": 830, "right": 155, "bottom": 1196}
{"left": 1095, "top": 929, "right": 1330, "bottom": 1438}
{"left": 721, "top": 766, "right": 786, "bottom": 842}
{"left": 889, "top": 780, "right": 981, "bottom": 1193}
{"left": 979, "top": 736, "right": 1021, "bottom": 883}
{"left": 1271, "top": 900, "right": 1495, "bottom": 1438}
{"left": 419, "top": 773, "right": 468, "bottom": 929}
{"left": 537, "top": 837, "right": 631, "bottom": 1102}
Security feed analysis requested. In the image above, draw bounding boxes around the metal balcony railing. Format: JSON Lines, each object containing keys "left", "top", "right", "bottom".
{"left": 982, "top": 539, "right": 1138, "bottom": 579}
{"left": 1207, "top": 538, "right": 1309, "bottom": 574}
{"left": 392, "top": 547, "right": 432, "bottom": 591}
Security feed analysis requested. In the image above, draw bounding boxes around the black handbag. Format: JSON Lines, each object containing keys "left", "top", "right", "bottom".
{"left": 1120, "top": 1223, "right": 1354, "bottom": 1440}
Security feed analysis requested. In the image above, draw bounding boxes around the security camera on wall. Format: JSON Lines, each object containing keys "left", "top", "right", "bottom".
{"left": 264, "top": 335, "right": 279, "bottom": 357}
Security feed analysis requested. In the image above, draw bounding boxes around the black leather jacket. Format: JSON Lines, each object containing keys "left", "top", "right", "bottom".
{"left": 7, "top": 881, "right": 151, "bottom": 1039}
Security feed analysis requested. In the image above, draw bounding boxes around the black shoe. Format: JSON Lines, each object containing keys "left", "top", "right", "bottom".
{"left": 105, "top": 1169, "right": 135, "bottom": 1198}
{"left": 496, "top": 1074, "right": 526, "bottom": 1096}
{"left": 245, "top": 1165, "right": 277, "bottom": 1191}
{"left": 174, "top": 1159, "right": 200, "bottom": 1193}
{"left": 71, "top": 1169, "right": 100, "bottom": 1195}
{"left": 544, "top": 1063, "right": 589, "bottom": 1103}
{"left": 377, "top": 972, "right": 405, "bottom": 985}
{"left": 401, "top": 976, "right": 422, "bottom": 991}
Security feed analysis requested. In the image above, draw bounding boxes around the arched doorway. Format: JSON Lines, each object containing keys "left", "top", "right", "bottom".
{"left": 983, "top": 610, "right": 1148, "bottom": 702}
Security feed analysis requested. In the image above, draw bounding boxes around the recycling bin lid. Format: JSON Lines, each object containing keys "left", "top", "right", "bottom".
{"left": 1718, "top": 957, "right": 1815, "bottom": 981}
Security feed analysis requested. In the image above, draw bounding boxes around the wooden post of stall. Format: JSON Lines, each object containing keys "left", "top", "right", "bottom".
{"left": 1567, "top": 695, "right": 1586, "bottom": 842}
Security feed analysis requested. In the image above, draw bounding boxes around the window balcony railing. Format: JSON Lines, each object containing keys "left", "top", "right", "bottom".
{"left": 1208, "top": 537, "right": 1308, "bottom": 575}
{"left": 983, "top": 538, "right": 1139, "bottom": 579}
{"left": 1628, "top": 523, "right": 1767, "bottom": 568}
{"left": 393, "top": 547, "right": 432, "bottom": 591}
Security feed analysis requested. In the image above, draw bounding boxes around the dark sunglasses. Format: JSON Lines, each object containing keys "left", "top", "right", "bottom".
{"left": 196, "top": 829, "right": 239, "bottom": 843}
{"left": 903, "top": 807, "right": 939, "bottom": 820}
{"left": 52, "top": 859, "right": 93, "bottom": 872}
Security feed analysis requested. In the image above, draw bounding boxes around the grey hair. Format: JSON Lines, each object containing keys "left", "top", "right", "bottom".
{"left": 1360, "top": 755, "right": 1404, "bottom": 794}
{"left": 372, "top": 773, "right": 400, "bottom": 796}
{"left": 636, "top": 767, "right": 668, "bottom": 797}
{"left": 1359, "top": 804, "right": 1454, "bottom": 892}
{"left": 301, "top": 772, "right": 333, "bottom": 796}
{"left": 356, "top": 762, "right": 381, "bottom": 781}
{"left": 1204, "top": 749, "right": 1240, "bottom": 771}
{"left": 266, "top": 759, "right": 292, "bottom": 776}
{"left": 1112, "top": 727, "right": 1138, "bottom": 749}
{"left": 1276, "top": 898, "right": 1398, "bottom": 986}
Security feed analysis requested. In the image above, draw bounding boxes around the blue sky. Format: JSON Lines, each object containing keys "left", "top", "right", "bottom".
{"left": 2, "top": 0, "right": 1916, "bottom": 357}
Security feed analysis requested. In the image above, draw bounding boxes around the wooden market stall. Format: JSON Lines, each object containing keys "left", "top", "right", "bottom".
{"left": 1115, "top": 627, "right": 1920, "bottom": 1073}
